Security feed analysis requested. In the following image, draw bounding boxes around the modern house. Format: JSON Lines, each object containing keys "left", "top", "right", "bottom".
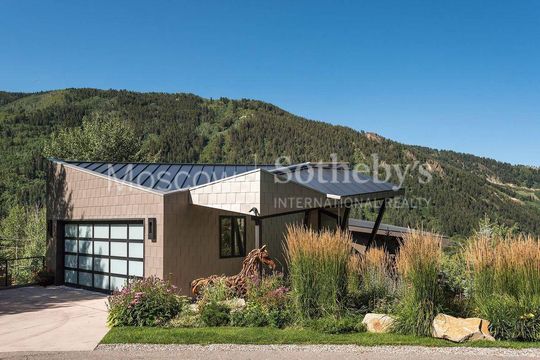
{"left": 46, "top": 159, "right": 404, "bottom": 294}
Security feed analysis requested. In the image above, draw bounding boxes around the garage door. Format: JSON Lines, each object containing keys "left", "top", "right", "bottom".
{"left": 63, "top": 221, "right": 144, "bottom": 292}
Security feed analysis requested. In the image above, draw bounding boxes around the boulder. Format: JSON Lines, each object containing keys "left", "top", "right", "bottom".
{"left": 361, "top": 313, "right": 395, "bottom": 333}
{"left": 431, "top": 313, "right": 495, "bottom": 343}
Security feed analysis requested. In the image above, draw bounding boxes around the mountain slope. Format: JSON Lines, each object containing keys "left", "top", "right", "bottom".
{"left": 1, "top": 88, "right": 539, "bottom": 237}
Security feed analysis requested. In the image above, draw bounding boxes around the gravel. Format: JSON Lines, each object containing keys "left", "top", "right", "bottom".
{"left": 95, "top": 344, "right": 540, "bottom": 359}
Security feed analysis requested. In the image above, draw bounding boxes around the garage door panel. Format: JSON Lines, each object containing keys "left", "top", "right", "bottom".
{"left": 110, "top": 242, "right": 127, "bottom": 257}
{"left": 94, "top": 241, "right": 109, "bottom": 255}
{"left": 94, "top": 258, "right": 109, "bottom": 273}
{"left": 79, "top": 256, "right": 93, "bottom": 270}
{"left": 63, "top": 221, "right": 144, "bottom": 292}
{"left": 94, "top": 274, "right": 110, "bottom": 290}
{"left": 129, "top": 243, "right": 143, "bottom": 258}
{"left": 65, "top": 239, "right": 77, "bottom": 253}
{"left": 78, "top": 240, "right": 92, "bottom": 254}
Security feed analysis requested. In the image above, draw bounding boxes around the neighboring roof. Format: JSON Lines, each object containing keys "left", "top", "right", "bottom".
{"left": 52, "top": 160, "right": 403, "bottom": 200}
{"left": 348, "top": 219, "right": 447, "bottom": 241}
{"left": 348, "top": 218, "right": 414, "bottom": 237}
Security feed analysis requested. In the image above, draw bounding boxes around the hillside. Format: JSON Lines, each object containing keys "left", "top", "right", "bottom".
{"left": 1, "top": 88, "right": 539, "bottom": 237}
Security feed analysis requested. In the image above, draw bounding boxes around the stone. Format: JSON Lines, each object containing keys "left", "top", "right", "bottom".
{"left": 188, "top": 303, "right": 199, "bottom": 313}
{"left": 361, "top": 313, "right": 396, "bottom": 333}
{"left": 220, "top": 298, "right": 246, "bottom": 311}
{"left": 431, "top": 313, "right": 495, "bottom": 343}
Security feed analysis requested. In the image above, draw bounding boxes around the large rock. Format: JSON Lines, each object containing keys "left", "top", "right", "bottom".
{"left": 432, "top": 313, "right": 495, "bottom": 343}
{"left": 362, "top": 313, "right": 395, "bottom": 333}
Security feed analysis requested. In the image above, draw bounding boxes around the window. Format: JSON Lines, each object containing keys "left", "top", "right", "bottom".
{"left": 220, "top": 216, "right": 246, "bottom": 258}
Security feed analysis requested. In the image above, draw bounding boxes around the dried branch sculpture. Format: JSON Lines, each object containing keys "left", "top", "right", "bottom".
{"left": 190, "top": 245, "right": 276, "bottom": 297}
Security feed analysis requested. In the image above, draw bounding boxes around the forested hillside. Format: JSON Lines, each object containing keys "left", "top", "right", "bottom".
{"left": 1, "top": 88, "right": 539, "bottom": 237}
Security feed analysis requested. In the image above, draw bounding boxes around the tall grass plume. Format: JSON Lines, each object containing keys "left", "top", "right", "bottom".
{"left": 394, "top": 230, "right": 443, "bottom": 336}
{"left": 285, "top": 225, "right": 351, "bottom": 319}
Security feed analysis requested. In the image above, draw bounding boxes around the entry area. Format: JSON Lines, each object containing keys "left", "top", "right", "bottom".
{"left": 63, "top": 221, "right": 144, "bottom": 292}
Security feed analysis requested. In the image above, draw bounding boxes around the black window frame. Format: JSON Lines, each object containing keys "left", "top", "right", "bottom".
{"left": 219, "top": 215, "right": 246, "bottom": 258}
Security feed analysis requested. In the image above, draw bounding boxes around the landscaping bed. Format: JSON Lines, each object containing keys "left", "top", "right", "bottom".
{"left": 104, "top": 220, "right": 540, "bottom": 348}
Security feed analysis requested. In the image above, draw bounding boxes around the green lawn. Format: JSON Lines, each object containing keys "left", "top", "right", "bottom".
{"left": 102, "top": 327, "right": 540, "bottom": 349}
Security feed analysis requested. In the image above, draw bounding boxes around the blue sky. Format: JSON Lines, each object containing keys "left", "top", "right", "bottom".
{"left": 1, "top": 1, "right": 539, "bottom": 166}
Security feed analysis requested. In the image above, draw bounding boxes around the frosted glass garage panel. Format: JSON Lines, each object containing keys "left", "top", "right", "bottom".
{"left": 79, "top": 240, "right": 92, "bottom": 254}
{"left": 110, "top": 276, "right": 127, "bottom": 291}
{"left": 64, "top": 239, "right": 77, "bottom": 253}
{"left": 79, "top": 256, "right": 92, "bottom": 270}
{"left": 111, "top": 259, "right": 127, "bottom": 275}
{"left": 78, "top": 225, "right": 93, "bottom": 238}
{"left": 78, "top": 272, "right": 92, "bottom": 287}
{"left": 65, "top": 224, "right": 78, "bottom": 238}
{"left": 129, "top": 224, "right": 144, "bottom": 240}
{"left": 94, "top": 241, "right": 109, "bottom": 256}
{"left": 128, "top": 261, "right": 144, "bottom": 277}
{"left": 129, "top": 243, "right": 143, "bottom": 258}
{"left": 94, "top": 274, "right": 109, "bottom": 290}
{"left": 64, "top": 269, "right": 77, "bottom": 284}
{"left": 94, "top": 224, "right": 109, "bottom": 239}
{"left": 110, "top": 224, "right": 128, "bottom": 239}
{"left": 94, "top": 258, "right": 109, "bottom": 273}
{"left": 64, "top": 254, "right": 77, "bottom": 268}
{"left": 111, "top": 242, "right": 127, "bottom": 257}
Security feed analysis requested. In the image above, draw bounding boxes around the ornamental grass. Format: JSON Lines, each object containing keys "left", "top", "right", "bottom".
{"left": 394, "top": 230, "right": 444, "bottom": 336}
{"left": 285, "top": 225, "right": 351, "bottom": 319}
{"left": 347, "top": 247, "right": 396, "bottom": 312}
{"left": 465, "top": 234, "right": 540, "bottom": 340}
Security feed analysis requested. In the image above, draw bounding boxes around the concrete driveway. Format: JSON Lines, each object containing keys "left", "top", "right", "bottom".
{"left": 0, "top": 286, "right": 109, "bottom": 352}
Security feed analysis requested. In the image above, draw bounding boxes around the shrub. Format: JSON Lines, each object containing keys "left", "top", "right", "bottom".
{"left": 199, "top": 278, "right": 234, "bottom": 306}
{"left": 440, "top": 252, "right": 470, "bottom": 317}
{"left": 347, "top": 248, "right": 397, "bottom": 312}
{"left": 230, "top": 303, "right": 269, "bottom": 327}
{"left": 285, "top": 225, "right": 351, "bottom": 319}
{"left": 310, "top": 315, "right": 365, "bottom": 334}
{"left": 465, "top": 234, "right": 540, "bottom": 340}
{"left": 200, "top": 302, "right": 231, "bottom": 327}
{"left": 107, "top": 276, "right": 183, "bottom": 327}
{"left": 168, "top": 309, "right": 204, "bottom": 328}
{"left": 394, "top": 230, "right": 444, "bottom": 336}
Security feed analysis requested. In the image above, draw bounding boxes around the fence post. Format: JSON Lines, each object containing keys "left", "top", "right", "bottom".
{"left": 5, "top": 259, "right": 8, "bottom": 287}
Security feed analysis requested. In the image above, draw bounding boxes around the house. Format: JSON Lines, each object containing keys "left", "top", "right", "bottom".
{"left": 46, "top": 159, "right": 404, "bottom": 294}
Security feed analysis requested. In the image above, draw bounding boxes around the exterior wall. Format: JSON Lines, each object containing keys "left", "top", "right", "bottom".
{"left": 163, "top": 191, "right": 256, "bottom": 295}
{"left": 190, "top": 169, "right": 329, "bottom": 217}
{"left": 46, "top": 163, "right": 165, "bottom": 282}
{"left": 189, "top": 171, "right": 261, "bottom": 215}
{"left": 261, "top": 212, "right": 304, "bottom": 272}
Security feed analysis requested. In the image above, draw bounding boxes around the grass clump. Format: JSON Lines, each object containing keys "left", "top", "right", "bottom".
{"left": 285, "top": 225, "right": 351, "bottom": 319}
{"left": 347, "top": 247, "right": 397, "bottom": 312}
{"left": 394, "top": 230, "right": 444, "bottom": 336}
{"left": 465, "top": 234, "right": 540, "bottom": 340}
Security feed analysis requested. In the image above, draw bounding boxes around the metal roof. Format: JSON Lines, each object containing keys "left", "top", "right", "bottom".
{"left": 274, "top": 164, "right": 402, "bottom": 199}
{"left": 62, "top": 161, "right": 278, "bottom": 191}
{"left": 57, "top": 160, "right": 403, "bottom": 199}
